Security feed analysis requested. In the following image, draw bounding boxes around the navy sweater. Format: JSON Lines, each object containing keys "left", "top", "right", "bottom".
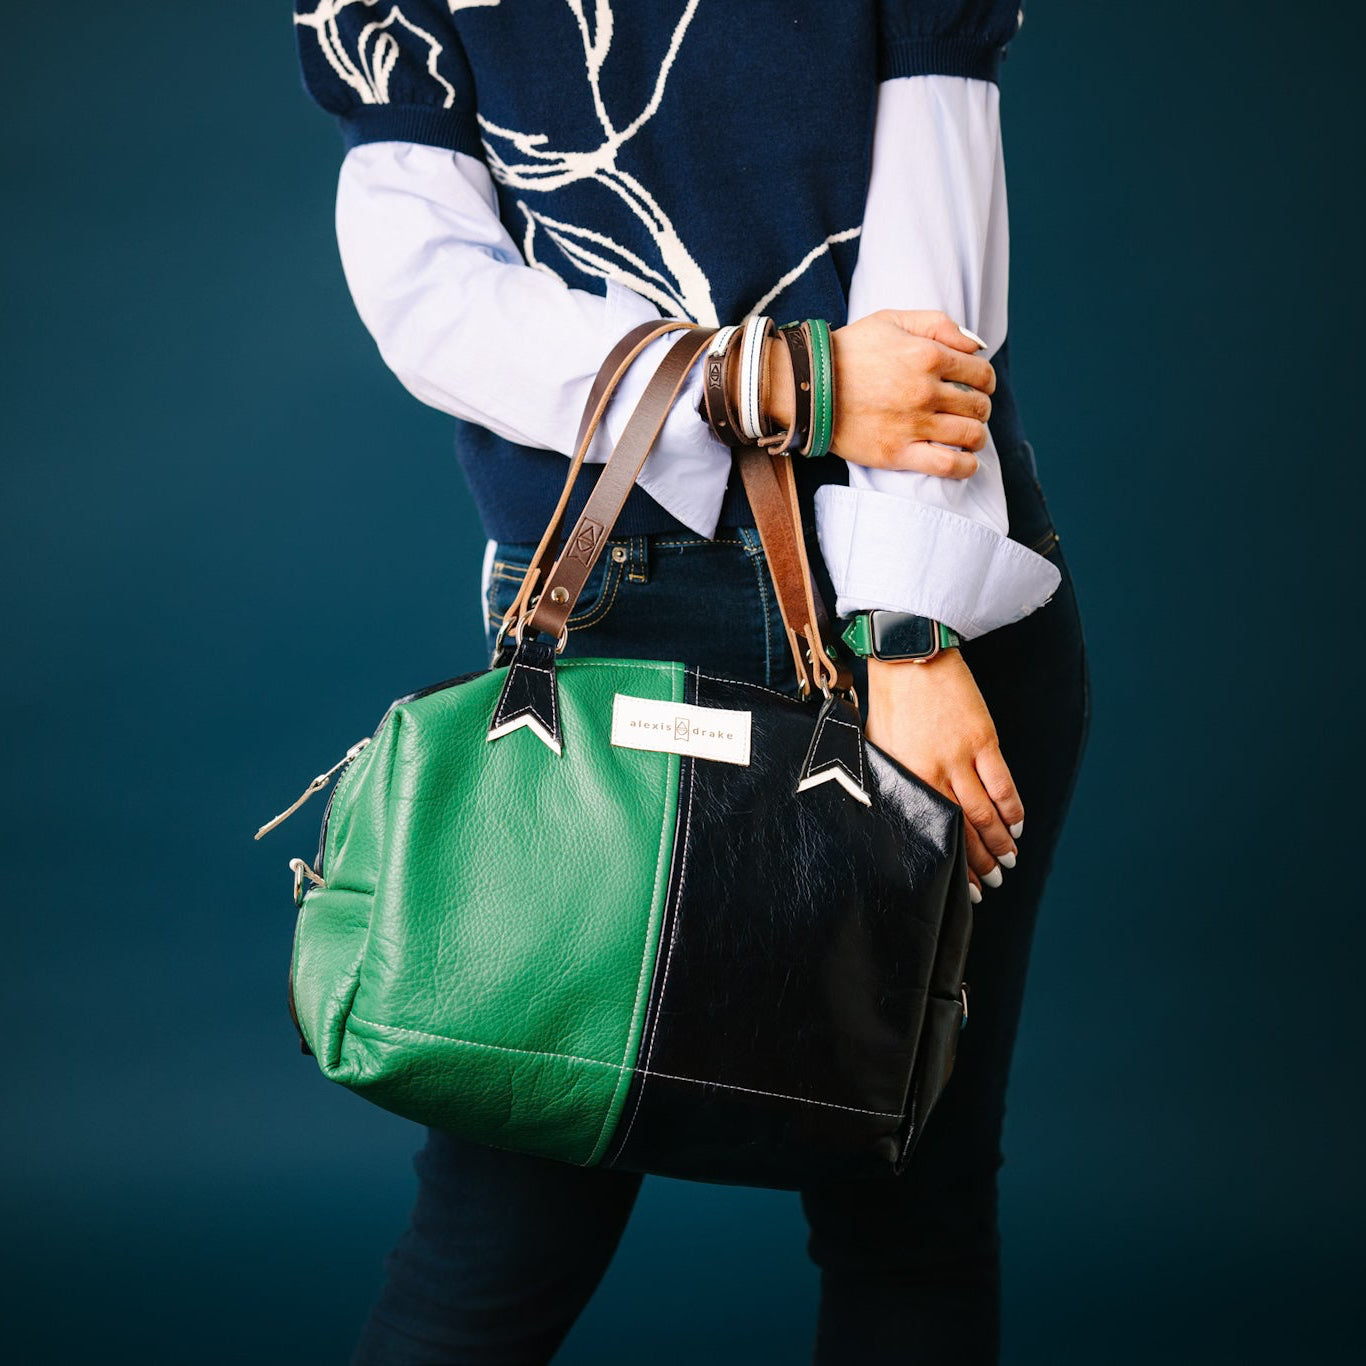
{"left": 294, "top": 0, "right": 1026, "bottom": 540}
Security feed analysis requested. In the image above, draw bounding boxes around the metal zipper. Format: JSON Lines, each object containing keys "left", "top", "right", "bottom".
{"left": 254, "top": 738, "right": 371, "bottom": 841}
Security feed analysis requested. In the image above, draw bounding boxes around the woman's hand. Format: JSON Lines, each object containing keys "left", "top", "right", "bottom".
{"left": 865, "top": 651, "right": 1022, "bottom": 901}
{"left": 764, "top": 309, "right": 995, "bottom": 480}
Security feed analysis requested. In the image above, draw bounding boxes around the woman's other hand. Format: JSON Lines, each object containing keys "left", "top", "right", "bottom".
{"left": 865, "top": 651, "right": 1022, "bottom": 902}
{"left": 765, "top": 309, "right": 994, "bottom": 479}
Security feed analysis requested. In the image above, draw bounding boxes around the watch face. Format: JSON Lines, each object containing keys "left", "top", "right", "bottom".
{"left": 871, "top": 613, "right": 937, "bottom": 660}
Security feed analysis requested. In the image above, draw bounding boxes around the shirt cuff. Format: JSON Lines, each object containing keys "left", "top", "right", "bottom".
{"left": 585, "top": 280, "right": 733, "bottom": 539}
{"left": 814, "top": 484, "right": 1061, "bottom": 640}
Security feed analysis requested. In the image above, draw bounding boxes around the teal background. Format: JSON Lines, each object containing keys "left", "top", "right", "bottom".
{"left": 3, "top": 3, "right": 1361, "bottom": 1361}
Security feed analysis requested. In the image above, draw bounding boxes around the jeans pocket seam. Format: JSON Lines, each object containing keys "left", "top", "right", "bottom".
{"left": 566, "top": 559, "right": 624, "bottom": 630}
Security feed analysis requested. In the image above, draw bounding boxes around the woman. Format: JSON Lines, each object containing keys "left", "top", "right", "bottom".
{"left": 292, "top": 1, "right": 1088, "bottom": 1360}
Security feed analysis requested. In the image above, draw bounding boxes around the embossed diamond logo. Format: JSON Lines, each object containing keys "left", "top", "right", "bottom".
{"left": 568, "top": 519, "right": 603, "bottom": 565}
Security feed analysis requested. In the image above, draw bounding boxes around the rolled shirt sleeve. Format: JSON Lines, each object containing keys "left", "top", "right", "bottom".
{"left": 814, "top": 63, "right": 1059, "bottom": 638}
{"left": 332, "top": 141, "right": 732, "bottom": 538}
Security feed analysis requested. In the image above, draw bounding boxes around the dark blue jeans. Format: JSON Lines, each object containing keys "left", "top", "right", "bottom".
{"left": 352, "top": 441, "right": 1090, "bottom": 1364}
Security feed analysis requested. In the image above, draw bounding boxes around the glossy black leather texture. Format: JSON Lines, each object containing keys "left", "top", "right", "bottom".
{"left": 602, "top": 668, "right": 973, "bottom": 1188}
{"left": 797, "top": 692, "right": 872, "bottom": 801}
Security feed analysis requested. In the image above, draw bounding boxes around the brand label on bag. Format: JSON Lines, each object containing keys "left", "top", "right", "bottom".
{"left": 610, "top": 693, "right": 752, "bottom": 766}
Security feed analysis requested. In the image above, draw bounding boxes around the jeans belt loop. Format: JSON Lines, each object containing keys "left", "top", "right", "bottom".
{"left": 627, "top": 534, "right": 649, "bottom": 584}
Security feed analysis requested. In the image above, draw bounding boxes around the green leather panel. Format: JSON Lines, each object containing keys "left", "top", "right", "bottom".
{"left": 290, "top": 658, "right": 684, "bottom": 1166}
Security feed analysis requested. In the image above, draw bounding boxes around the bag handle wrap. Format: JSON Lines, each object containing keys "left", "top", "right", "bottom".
{"left": 509, "top": 321, "right": 849, "bottom": 697}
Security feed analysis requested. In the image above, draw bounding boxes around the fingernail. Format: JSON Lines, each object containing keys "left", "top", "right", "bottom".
{"left": 959, "top": 326, "right": 987, "bottom": 350}
{"left": 1009, "top": 820, "right": 1024, "bottom": 839}
{"left": 968, "top": 883, "right": 983, "bottom": 904}
{"left": 998, "top": 850, "right": 1017, "bottom": 870}
{"left": 983, "top": 865, "right": 1004, "bottom": 889}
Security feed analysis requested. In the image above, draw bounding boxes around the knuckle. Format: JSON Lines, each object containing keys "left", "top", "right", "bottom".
{"left": 923, "top": 446, "right": 959, "bottom": 477}
{"left": 908, "top": 337, "right": 939, "bottom": 373}
{"left": 911, "top": 375, "right": 937, "bottom": 407}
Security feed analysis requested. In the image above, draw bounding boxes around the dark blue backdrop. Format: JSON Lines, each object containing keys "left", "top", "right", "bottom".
{"left": 3, "top": 3, "right": 1361, "bottom": 1362}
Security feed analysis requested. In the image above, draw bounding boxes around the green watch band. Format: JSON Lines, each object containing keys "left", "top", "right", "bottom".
{"left": 840, "top": 611, "right": 961, "bottom": 662}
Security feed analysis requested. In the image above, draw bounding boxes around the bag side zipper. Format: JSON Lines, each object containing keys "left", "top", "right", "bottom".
{"left": 254, "top": 738, "right": 371, "bottom": 842}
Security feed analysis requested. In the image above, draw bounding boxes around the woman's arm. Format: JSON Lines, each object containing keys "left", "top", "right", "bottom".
{"left": 335, "top": 140, "right": 734, "bottom": 538}
{"left": 814, "top": 73, "right": 1060, "bottom": 638}
{"left": 818, "top": 1, "right": 1046, "bottom": 898}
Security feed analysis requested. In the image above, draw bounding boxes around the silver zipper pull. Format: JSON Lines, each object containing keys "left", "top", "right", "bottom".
{"left": 254, "top": 738, "right": 370, "bottom": 840}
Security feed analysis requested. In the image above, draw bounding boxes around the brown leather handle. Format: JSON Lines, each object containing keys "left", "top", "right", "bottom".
{"left": 529, "top": 325, "right": 718, "bottom": 639}
{"left": 500, "top": 318, "right": 691, "bottom": 639}
{"left": 733, "top": 446, "right": 848, "bottom": 695}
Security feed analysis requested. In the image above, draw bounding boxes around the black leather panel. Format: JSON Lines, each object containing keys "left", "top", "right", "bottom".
{"left": 485, "top": 638, "right": 561, "bottom": 747}
{"left": 604, "top": 668, "right": 973, "bottom": 1187}
{"left": 797, "top": 692, "right": 870, "bottom": 799}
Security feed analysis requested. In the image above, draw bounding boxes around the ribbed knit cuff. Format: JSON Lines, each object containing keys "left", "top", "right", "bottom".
{"left": 878, "top": 38, "right": 1004, "bottom": 84}
{"left": 339, "top": 104, "right": 485, "bottom": 159}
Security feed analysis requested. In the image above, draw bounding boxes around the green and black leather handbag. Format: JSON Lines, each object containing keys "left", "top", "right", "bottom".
{"left": 260, "top": 319, "right": 973, "bottom": 1190}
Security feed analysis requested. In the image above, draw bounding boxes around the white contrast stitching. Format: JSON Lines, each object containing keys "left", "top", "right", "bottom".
{"left": 823, "top": 714, "right": 866, "bottom": 789}
{"left": 612, "top": 750, "right": 696, "bottom": 1159}
{"left": 347, "top": 1014, "right": 621, "bottom": 1071}
{"left": 586, "top": 708, "right": 679, "bottom": 1165}
{"left": 637, "top": 1067, "right": 899, "bottom": 1118}
{"left": 492, "top": 655, "right": 558, "bottom": 738}
{"left": 695, "top": 670, "right": 799, "bottom": 704}
{"left": 343, "top": 1012, "right": 900, "bottom": 1119}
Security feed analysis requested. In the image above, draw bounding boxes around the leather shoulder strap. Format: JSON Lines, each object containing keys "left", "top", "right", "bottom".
{"left": 529, "top": 325, "right": 718, "bottom": 639}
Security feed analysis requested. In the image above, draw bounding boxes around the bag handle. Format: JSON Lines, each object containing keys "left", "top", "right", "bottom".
{"left": 511, "top": 322, "right": 849, "bottom": 698}
{"left": 498, "top": 318, "right": 692, "bottom": 645}
{"left": 732, "top": 445, "right": 848, "bottom": 696}
{"left": 527, "top": 325, "right": 719, "bottom": 641}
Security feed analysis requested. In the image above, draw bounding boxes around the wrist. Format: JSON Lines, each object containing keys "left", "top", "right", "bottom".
{"left": 867, "top": 648, "right": 965, "bottom": 700}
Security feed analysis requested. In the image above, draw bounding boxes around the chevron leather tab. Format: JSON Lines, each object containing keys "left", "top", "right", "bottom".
{"left": 486, "top": 637, "right": 563, "bottom": 754}
{"left": 795, "top": 693, "right": 871, "bottom": 805}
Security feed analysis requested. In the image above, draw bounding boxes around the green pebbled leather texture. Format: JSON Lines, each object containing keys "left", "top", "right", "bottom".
{"left": 290, "top": 658, "right": 684, "bottom": 1166}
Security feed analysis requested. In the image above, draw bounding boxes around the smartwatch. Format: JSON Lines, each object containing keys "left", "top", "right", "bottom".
{"left": 840, "top": 611, "right": 961, "bottom": 663}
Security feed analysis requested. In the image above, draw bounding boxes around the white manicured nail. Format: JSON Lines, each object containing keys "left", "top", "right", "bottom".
{"left": 1009, "top": 820, "right": 1024, "bottom": 839}
{"left": 998, "top": 850, "right": 1017, "bottom": 870}
{"left": 968, "top": 883, "right": 983, "bottom": 904}
{"left": 959, "top": 326, "right": 987, "bottom": 350}
{"left": 983, "top": 865, "right": 1004, "bottom": 889}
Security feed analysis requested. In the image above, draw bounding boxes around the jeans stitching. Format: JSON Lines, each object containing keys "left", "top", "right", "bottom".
{"left": 567, "top": 559, "right": 624, "bottom": 629}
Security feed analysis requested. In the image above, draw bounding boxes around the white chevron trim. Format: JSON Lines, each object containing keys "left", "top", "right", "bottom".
{"left": 795, "top": 767, "right": 872, "bottom": 806}
{"left": 486, "top": 714, "right": 562, "bottom": 755}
